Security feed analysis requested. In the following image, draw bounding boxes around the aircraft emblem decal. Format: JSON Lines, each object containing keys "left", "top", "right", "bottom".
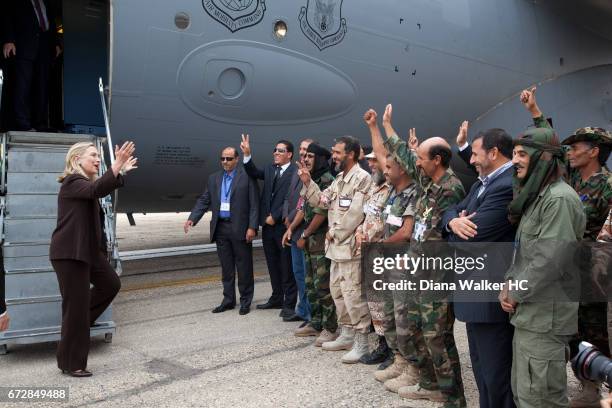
{"left": 299, "top": 0, "right": 347, "bottom": 50}
{"left": 202, "top": 0, "right": 266, "bottom": 33}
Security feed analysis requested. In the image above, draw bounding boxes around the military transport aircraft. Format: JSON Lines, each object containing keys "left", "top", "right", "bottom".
{"left": 61, "top": 0, "right": 612, "bottom": 213}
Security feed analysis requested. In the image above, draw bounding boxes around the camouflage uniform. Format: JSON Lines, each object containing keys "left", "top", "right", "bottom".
{"left": 359, "top": 182, "right": 391, "bottom": 336}
{"left": 535, "top": 116, "right": 612, "bottom": 357}
{"left": 384, "top": 133, "right": 466, "bottom": 407}
{"left": 302, "top": 164, "right": 373, "bottom": 333}
{"left": 302, "top": 171, "right": 337, "bottom": 332}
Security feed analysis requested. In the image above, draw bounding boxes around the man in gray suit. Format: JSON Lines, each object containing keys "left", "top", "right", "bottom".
{"left": 185, "top": 147, "right": 260, "bottom": 315}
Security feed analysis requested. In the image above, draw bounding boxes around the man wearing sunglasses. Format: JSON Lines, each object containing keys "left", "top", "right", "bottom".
{"left": 185, "top": 147, "right": 260, "bottom": 315}
{"left": 241, "top": 134, "right": 298, "bottom": 317}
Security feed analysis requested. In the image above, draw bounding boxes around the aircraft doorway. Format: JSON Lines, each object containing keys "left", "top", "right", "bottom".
{"left": 0, "top": 0, "right": 109, "bottom": 134}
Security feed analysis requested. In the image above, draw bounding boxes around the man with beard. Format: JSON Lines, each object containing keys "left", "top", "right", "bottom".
{"left": 499, "top": 126, "right": 585, "bottom": 407}
{"left": 358, "top": 109, "right": 419, "bottom": 377}
{"left": 287, "top": 144, "right": 339, "bottom": 346}
{"left": 521, "top": 88, "right": 612, "bottom": 407}
{"left": 380, "top": 104, "right": 467, "bottom": 407}
{"left": 297, "top": 136, "right": 373, "bottom": 363}
{"left": 282, "top": 138, "right": 314, "bottom": 323}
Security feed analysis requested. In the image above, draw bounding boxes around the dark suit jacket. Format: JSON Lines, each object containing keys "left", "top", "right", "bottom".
{"left": 188, "top": 166, "right": 260, "bottom": 242}
{"left": 283, "top": 171, "right": 305, "bottom": 243}
{"left": 50, "top": 170, "right": 124, "bottom": 264}
{"left": 2, "top": 0, "right": 59, "bottom": 61}
{"left": 442, "top": 153, "right": 516, "bottom": 323}
{"left": 244, "top": 159, "right": 296, "bottom": 227}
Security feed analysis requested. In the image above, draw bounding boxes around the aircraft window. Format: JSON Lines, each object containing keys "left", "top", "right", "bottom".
{"left": 175, "top": 12, "right": 190, "bottom": 30}
{"left": 273, "top": 20, "right": 288, "bottom": 41}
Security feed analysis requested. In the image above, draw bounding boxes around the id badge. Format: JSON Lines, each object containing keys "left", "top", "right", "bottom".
{"left": 386, "top": 214, "right": 403, "bottom": 227}
{"left": 413, "top": 222, "right": 427, "bottom": 241}
{"left": 339, "top": 198, "right": 352, "bottom": 208}
{"left": 384, "top": 205, "right": 392, "bottom": 214}
{"left": 220, "top": 202, "right": 230, "bottom": 212}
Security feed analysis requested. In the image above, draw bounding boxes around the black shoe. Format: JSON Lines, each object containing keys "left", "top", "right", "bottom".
{"left": 256, "top": 301, "right": 283, "bottom": 310}
{"left": 279, "top": 308, "right": 294, "bottom": 318}
{"left": 359, "top": 335, "right": 390, "bottom": 365}
{"left": 283, "top": 313, "right": 305, "bottom": 322}
{"left": 239, "top": 307, "right": 250, "bottom": 315}
{"left": 212, "top": 304, "right": 235, "bottom": 313}
{"left": 61, "top": 369, "right": 92, "bottom": 377}
{"left": 377, "top": 353, "right": 394, "bottom": 370}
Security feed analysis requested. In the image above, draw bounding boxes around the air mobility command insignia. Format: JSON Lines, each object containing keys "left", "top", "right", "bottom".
{"left": 202, "top": 0, "right": 266, "bottom": 33}
{"left": 299, "top": 0, "right": 347, "bottom": 50}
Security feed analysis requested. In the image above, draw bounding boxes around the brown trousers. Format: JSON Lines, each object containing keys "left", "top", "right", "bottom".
{"left": 52, "top": 253, "right": 120, "bottom": 371}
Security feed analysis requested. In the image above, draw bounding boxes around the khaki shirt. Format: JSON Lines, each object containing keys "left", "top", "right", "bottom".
{"left": 302, "top": 164, "right": 372, "bottom": 262}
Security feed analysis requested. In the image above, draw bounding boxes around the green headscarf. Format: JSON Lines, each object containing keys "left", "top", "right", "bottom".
{"left": 507, "top": 128, "right": 566, "bottom": 224}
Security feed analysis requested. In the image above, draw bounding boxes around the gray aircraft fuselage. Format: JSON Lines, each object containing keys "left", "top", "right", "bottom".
{"left": 108, "top": 0, "right": 612, "bottom": 212}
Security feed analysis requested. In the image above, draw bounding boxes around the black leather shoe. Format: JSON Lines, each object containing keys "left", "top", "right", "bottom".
{"left": 212, "top": 304, "right": 235, "bottom": 313}
{"left": 239, "top": 307, "right": 250, "bottom": 315}
{"left": 283, "top": 314, "right": 305, "bottom": 322}
{"left": 256, "top": 301, "right": 283, "bottom": 310}
{"left": 377, "top": 353, "right": 394, "bottom": 370}
{"left": 360, "top": 335, "right": 391, "bottom": 364}
{"left": 61, "top": 369, "right": 92, "bottom": 377}
{"left": 279, "top": 308, "right": 294, "bottom": 318}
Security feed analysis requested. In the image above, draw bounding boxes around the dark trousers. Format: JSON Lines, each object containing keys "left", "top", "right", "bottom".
{"left": 14, "top": 35, "right": 51, "bottom": 130}
{"left": 262, "top": 224, "right": 296, "bottom": 309}
{"left": 466, "top": 322, "right": 515, "bottom": 408}
{"left": 214, "top": 220, "right": 254, "bottom": 308}
{"left": 52, "top": 253, "right": 121, "bottom": 371}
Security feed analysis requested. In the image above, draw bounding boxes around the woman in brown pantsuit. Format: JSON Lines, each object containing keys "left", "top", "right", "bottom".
{"left": 50, "top": 141, "right": 137, "bottom": 377}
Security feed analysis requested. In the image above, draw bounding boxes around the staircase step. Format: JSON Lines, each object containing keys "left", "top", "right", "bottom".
{"left": 7, "top": 172, "right": 61, "bottom": 194}
{"left": 7, "top": 149, "right": 68, "bottom": 173}
{"left": 3, "top": 242, "right": 51, "bottom": 272}
{"left": 7, "top": 131, "right": 99, "bottom": 146}
{"left": 6, "top": 270, "right": 59, "bottom": 300}
{"left": 6, "top": 194, "right": 57, "bottom": 217}
{"left": 4, "top": 218, "right": 56, "bottom": 243}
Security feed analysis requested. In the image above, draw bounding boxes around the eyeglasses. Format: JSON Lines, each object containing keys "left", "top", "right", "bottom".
{"left": 220, "top": 157, "right": 235, "bottom": 162}
{"left": 273, "top": 148, "right": 287, "bottom": 153}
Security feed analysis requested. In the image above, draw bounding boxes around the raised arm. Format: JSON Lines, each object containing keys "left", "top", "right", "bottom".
{"left": 380, "top": 104, "right": 420, "bottom": 182}
{"left": 364, "top": 109, "right": 387, "bottom": 169}
{"left": 240, "top": 133, "right": 265, "bottom": 180}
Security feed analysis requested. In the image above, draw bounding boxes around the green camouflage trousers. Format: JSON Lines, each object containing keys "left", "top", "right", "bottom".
{"left": 395, "top": 295, "right": 466, "bottom": 407}
{"left": 512, "top": 328, "right": 570, "bottom": 408}
{"left": 304, "top": 243, "right": 337, "bottom": 333}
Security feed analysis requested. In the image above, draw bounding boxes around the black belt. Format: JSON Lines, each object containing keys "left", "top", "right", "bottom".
{"left": 218, "top": 218, "right": 231, "bottom": 222}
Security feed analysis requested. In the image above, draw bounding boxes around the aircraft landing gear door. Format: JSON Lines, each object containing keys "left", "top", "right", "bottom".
{"left": 62, "top": 0, "right": 109, "bottom": 135}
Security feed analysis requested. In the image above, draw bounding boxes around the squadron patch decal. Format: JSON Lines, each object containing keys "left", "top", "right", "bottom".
{"left": 299, "top": 0, "right": 347, "bottom": 51}
{"left": 202, "top": 0, "right": 266, "bottom": 33}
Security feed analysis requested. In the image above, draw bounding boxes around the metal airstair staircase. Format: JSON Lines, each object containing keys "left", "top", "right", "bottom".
{"left": 0, "top": 131, "right": 118, "bottom": 354}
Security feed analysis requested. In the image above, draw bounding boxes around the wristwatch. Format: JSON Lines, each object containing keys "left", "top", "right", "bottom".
{"left": 301, "top": 231, "right": 309, "bottom": 239}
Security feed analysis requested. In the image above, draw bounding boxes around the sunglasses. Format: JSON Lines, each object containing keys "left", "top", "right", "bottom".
{"left": 220, "top": 157, "right": 235, "bottom": 162}
{"left": 273, "top": 148, "right": 287, "bottom": 153}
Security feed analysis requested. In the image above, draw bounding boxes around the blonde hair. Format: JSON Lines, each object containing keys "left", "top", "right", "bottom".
{"left": 58, "top": 142, "right": 97, "bottom": 182}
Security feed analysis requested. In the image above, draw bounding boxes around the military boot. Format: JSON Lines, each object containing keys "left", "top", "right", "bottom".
{"left": 322, "top": 326, "right": 354, "bottom": 351}
{"left": 359, "top": 335, "right": 391, "bottom": 365}
{"left": 383, "top": 363, "right": 419, "bottom": 393}
{"left": 294, "top": 323, "right": 320, "bottom": 337}
{"left": 397, "top": 384, "right": 446, "bottom": 403}
{"left": 570, "top": 380, "right": 601, "bottom": 408}
{"left": 374, "top": 352, "right": 409, "bottom": 382}
{"left": 341, "top": 332, "right": 369, "bottom": 363}
{"left": 314, "top": 329, "right": 339, "bottom": 347}
{"left": 377, "top": 352, "right": 394, "bottom": 370}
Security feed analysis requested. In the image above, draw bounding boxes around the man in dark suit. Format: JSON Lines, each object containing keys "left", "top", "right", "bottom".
{"left": 442, "top": 124, "right": 516, "bottom": 408}
{"left": 240, "top": 134, "right": 297, "bottom": 317}
{"left": 0, "top": 265, "right": 8, "bottom": 332}
{"left": 185, "top": 147, "right": 260, "bottom": 315}
{"left": 2, "top": 0, "right": 61, "bottom": 131}
{"left": 281, "top": 138, "right": 313, "bottom": 322}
